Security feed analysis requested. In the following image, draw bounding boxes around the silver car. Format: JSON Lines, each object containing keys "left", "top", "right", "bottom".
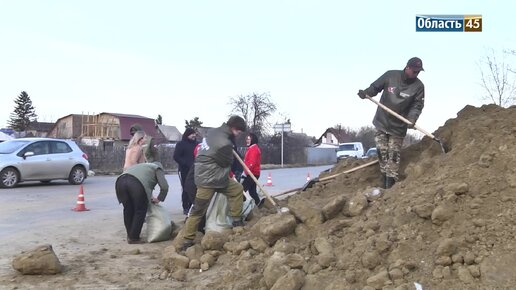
{"left": 0, "top": 138, "right": 90, "bottom": 188}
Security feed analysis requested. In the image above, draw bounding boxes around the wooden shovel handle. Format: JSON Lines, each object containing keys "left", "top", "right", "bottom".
{"left": 275, "top": 159, "right": 379, "bottom": 197}
{"left": 365, "top": 95, "right": 436, "bottom": 139}
{"left": 319, "top": 159, "right": 379, "bottom": 182}
{"left": 232, "top": 150, "right": 278, "bottom": 207}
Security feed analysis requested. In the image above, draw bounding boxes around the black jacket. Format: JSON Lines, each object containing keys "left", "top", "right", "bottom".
{"left": 364, "top": 70, "right": 425, "bottom": 137}
{"left": 173, "top": 132, "right": 198, "bottom": 172}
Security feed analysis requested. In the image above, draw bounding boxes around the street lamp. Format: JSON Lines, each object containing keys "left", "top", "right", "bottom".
{"left": 273, "top": 122, "right": 292, "bottom": 167}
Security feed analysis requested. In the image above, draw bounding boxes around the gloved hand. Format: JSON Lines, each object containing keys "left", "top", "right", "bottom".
{"left": 357, "top": 89, "right": 367, "bottom": 99}
{"left": 407, "top": 120, "right": 415, "bottom": 129}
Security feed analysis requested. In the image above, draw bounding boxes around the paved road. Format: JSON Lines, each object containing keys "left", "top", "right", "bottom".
{"left": 0, "top": 164, "right": 332, "bottom": 244}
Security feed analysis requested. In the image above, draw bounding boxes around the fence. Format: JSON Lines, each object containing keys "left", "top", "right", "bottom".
{"left": 80, "top": 145, "right": 178, "bottom": 174}
{"left": 80, "top": 144, "right": 335, "bottom": 174}
{"left": 305, "top": 147, "right": 337, "bottom": 165}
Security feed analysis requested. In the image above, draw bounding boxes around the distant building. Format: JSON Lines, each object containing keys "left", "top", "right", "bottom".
{"left": 0, "top": 128, "right": 15, "bottom": 136}
{"left": 157, "top": 125, "right": 182, "bottom": 144}
{"left": 26, "top": 121, "right": 55, "bottom": 137}
{"left": 47, "top": 113, "right": 168, "bottom": 149}
{"left": 315, "top": 127, "right": 353, "bottom": 145}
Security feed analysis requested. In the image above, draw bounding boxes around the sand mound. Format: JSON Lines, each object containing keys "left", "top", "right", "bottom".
{"left": 161, "top": 104, "right": 516, "bottom": 289}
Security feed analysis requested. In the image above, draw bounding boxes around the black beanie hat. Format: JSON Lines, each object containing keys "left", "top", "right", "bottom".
{"left": 129, "top": 123, "right": 144, "bottom": 136}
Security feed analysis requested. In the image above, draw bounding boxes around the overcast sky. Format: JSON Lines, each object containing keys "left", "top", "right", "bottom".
{"left": 1, "top": 1, "right": 514, "bottom": 136}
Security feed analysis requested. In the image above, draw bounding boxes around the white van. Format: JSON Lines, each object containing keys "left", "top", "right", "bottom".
{"left": 336, "top": 142, "right": 364, "bottom": 160}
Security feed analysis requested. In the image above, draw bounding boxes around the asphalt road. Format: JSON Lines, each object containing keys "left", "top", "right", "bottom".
{"left": 0, "top": 165, "right": 332, "bottom": 265}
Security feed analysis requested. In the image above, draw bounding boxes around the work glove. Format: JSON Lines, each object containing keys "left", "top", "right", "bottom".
{"left": 241, "top": 173, "right": 247, "bottom": 181}
{"left": 407, "top": 120, "right": 415, "bottom": 129}
{"left": 357, "top": 89, "right": 367, "bottom": 99}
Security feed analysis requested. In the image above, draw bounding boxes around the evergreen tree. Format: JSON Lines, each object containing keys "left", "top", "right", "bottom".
{"left": 185, "top": 117, "right": 203, "bottom": 130}
{"left": 155, "top": 114, "right": 163, "bottom": 125}
{"left": 8, "top": 91, "right": 38, "bottom": 132}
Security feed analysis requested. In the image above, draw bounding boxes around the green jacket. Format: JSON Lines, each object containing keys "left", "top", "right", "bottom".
{"left": 364, "top": 70, "right": 425, "bottom": 137}
{"left": 119, "top": 163, "right": 169, "bottom": 202}
{"left": 194, "top": 123, "right": 233, "bottom": 188}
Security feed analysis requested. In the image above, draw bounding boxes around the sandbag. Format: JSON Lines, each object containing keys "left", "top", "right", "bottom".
{"left": 146, "top": 203, "right": 172, "bottom": 243}
{"left": 241, "top": 198, "right": 255, "bottom": 220}
{"left": 205, "top": 193, "right": 255, "bottom": 232}
{"left": 205, "top": 193, "right": 230, "bottom": 232}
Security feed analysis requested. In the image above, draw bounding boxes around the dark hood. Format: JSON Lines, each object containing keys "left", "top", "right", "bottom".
{"left": 182, "top": 128, "right": 196, "bottom": 141}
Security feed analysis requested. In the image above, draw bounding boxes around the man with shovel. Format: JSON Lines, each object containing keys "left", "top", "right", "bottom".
{"left": 357, "top": 57, "right": 425, "bottom": 189}
{"left": 180, "top": 115, "right": 247, "bottom": 252}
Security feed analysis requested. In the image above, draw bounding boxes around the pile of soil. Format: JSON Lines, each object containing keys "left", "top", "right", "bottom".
{"left": 2, "top": 104, "right": 514, "bottom": 290}
{"left": 161, "top": 104, "right": 516, "bottom": 289}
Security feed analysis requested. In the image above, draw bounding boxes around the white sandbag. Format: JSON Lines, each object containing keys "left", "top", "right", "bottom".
{"left": 205, "top": 193, "right": 255, "bottom": 232}
{"left": 146, "top": 203, "right": 172, "bottom": 243}
{"left": 240, "top": 198, "right": 255, "bottom": 220}
{"left": 205, "top": 193, "right": 231, "bottom": 232}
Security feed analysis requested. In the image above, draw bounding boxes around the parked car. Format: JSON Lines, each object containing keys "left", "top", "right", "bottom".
{"left": 363, "top": 147, "right": 378, "bottom": 158}
{"left": 336, "top": 142, "right": 364, "bottom": 160}
{"left": 0, "top": 138, "right": 90, "bottom": 188}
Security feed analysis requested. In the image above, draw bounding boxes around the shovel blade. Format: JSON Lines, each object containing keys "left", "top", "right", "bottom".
{"left": 434, "top": 138, "right": 450, "bottom": 153}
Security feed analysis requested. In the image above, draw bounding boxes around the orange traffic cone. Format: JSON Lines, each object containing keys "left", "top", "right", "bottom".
{"left": 265, "top": 173, "right": 273, "bottom": 186}
{"left": 306, "top": 172, "right": 311, "bottom": 182}
{"left": 72, "top": 185, "right": 90, "bottom": 212}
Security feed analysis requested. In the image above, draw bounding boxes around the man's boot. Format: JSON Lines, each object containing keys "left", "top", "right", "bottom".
{"left": 180, "top": 240, "right": 194, "bottom": 252}
{"left": 232, "top": 217, "right": 245, "bottom": 228}
{"left": 385, "top": 177, "right": 396, "bottom": 189}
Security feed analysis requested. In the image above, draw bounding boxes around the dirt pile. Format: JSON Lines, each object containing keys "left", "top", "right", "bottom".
{"left": 161, "top": 104, "right": 516, "bottom": 289}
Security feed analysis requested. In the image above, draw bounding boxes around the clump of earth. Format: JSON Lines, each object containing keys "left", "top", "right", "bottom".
{"left": 2, "top": 104, "right": 515, "bottom": 290}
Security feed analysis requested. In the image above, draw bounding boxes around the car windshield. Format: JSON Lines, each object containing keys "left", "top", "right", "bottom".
{"left": 0, "top": 140, "right": 30, "bottom": 154}
{"left": 339, "top": 144, "right": 355, "bottom": 151}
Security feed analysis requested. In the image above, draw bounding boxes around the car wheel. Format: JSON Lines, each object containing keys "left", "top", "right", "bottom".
{"left": 0, "top": 167, "right": 19, "bottom": 188}
{"left": 68, "top": 166, "right": 86, "bottom": 185}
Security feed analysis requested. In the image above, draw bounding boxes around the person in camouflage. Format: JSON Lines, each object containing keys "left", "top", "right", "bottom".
{"left": 358, "top": 57, "right": 425, "bottom": 189}
{"left": 180, "top": 116, "right": 247, "bottom": 252}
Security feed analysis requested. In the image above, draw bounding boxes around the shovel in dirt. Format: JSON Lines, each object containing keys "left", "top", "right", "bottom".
{"left": 276, "top": 159, "right": 379, "bottom": 197}
{"left": 365, "top": 95, "right": 449, "bottom": 153}
{"left": 232, "top": 150, "right": 288, "bottom": 214}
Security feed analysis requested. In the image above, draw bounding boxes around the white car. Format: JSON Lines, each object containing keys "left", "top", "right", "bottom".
{"left": 0, "top": 138, "right": 90, "bottom": 188}
{"left": 336, "top": 142, "right": 364, "bottom": 160}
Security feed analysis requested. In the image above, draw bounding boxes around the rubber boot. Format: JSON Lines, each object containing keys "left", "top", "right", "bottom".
{"left": 385, "top": 177, "right": 396, "bottom": 189}
{"left": 180, "top": 240, "right": 194, "bottom": 252}
{"left": 232, "top": 217, "right": 245, "bottom": 228}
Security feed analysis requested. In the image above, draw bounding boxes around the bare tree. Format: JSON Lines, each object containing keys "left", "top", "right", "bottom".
{"left": 478, "top": 48, "right": 516, "bottom": 107}
{"left": 229, "top": 92, "right": 276, "bottom": 137}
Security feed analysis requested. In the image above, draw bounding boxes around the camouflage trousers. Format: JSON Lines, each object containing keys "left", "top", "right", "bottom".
{"left": 183, "top": 178, "right": 243, "bottom": 241}
{"left": 374, "top": 130, "right": 404, "bottom": 180}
